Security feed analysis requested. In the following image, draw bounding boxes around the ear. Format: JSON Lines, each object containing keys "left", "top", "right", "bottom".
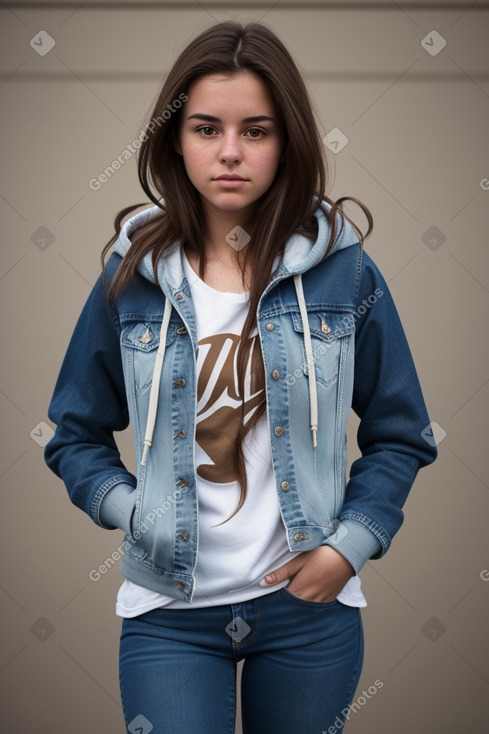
{"left": 172, "top": 128, "right": 183, "bottom": 156}
{"left": 278, "top": 129, "right": 287, "bottom": 164}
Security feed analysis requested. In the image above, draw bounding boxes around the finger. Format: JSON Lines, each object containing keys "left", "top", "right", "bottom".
{"left": 259, "top": 555, "right": 305, "bottom": 586}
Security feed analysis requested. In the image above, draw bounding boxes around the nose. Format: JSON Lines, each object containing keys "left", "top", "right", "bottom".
{"left": 218, "top": 132, "right": 243, "bottom": 165}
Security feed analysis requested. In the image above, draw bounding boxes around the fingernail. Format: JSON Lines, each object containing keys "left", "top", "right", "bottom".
{"left": 259, "top": 575, "right": 273, "bottom": 586}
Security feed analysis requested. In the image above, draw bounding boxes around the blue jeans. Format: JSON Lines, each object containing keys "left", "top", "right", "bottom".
{"left": 119, "top": 587, "right": 364, "bottom": 733}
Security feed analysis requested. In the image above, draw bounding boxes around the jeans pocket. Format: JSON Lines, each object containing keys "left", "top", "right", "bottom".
{"left": 280, "top": 585, "right": 339, "bottom": 608}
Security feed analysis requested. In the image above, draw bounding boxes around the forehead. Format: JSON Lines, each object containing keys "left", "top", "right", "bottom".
{"left": 185, "top": 72, "right": 275, "bottom": 114}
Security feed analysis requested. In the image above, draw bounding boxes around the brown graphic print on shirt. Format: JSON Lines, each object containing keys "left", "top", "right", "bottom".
{"left": 196, "top": 332, "right": 264, "bottom": 483}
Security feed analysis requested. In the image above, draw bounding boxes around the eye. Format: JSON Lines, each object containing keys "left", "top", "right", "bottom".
{"left": 196, "top": 125, "right": 217, "bottom": 136}
{"left": 246, "top": 128, "right": 266, "bottom": 139}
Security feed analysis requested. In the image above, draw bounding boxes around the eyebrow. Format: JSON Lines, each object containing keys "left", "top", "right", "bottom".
{"left": 186, "top": 114, "right": 276, "bottom": 124}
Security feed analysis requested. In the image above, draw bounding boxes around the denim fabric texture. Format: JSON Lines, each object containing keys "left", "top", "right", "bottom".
{"left": 44, "top": 199, "right": 437, "bottom": 603}
{"left": 118, "top": 587, "right": 364, "bottom": 733}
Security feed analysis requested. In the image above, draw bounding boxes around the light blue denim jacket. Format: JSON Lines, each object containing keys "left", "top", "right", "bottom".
{"left": 44, "top": 200, "right": 437, "bottom": 602}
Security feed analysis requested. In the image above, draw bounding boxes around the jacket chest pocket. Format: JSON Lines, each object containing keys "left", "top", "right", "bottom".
{"left": 291, "top": 310, "right": 355, "bottom": 388}
{"left": 121, "top": 320, "right": 177, "bottom": 394}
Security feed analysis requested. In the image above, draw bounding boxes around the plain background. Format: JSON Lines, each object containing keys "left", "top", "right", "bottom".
{"left": 1, "top": 1, "right": 488, "bottom": 732}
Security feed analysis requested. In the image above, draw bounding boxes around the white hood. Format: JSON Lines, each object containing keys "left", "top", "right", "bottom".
{"left": 113, "top": 198, "right": 360, "bottom": 285}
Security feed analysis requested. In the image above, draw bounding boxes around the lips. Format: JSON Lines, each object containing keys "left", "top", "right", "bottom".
{"left": 214, "top": 175, "right": 247, "bottom": 181}
{"left": 213, "top": 175, "right": 249, "bottom": 189}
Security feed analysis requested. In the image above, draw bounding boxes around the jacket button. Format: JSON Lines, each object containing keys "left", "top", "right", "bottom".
{"left": 178, "top": 478, "right": 188, "bottom": 487}
{"left": 265, "top": 322, "right": 274, "bottom": 331}
{"left": 294, "top": 532, "right": 310, "bottom": 541}
{"left": 320, "top": 318, "right": 331, "bottom": 334}
{"left": 181, "top": 531, "right": 189, "bottom": 541}
{"left": 174, "top": 378, "right": 186, "bottom": 387}
{"left": 274, "top": 426, "right": 283, "bottom": 436}
{"left": 174, "top": 430, "right": 186, "bottom": 439}
{"left": 176, "top": 582, "right": 184, "bottom": 589}
{"left": 176, "top": 294, "right": 184, "bottom": 302}
{"left": 281, "top": 480, "right": 289, "bottom": 491}
{"left": 272, "top": 369, "right": 280, "bottom": 380}
{"left": 139, "top": 326, "right": 152, "bottom": 343}
{"left": 177, "top": 326, "right": 187, "bottom": 334}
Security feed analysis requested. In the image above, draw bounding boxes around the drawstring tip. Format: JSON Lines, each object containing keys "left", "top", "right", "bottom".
{"left": 140, "top": 442, "right": 151, "bottom": 466}
{"left": 311, "top": 427, "right": 317, "bottom": 448}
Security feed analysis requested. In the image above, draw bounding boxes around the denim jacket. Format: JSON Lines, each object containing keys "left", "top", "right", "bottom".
{"left": 44, "top": 200, "right": 437, "bottom": 602}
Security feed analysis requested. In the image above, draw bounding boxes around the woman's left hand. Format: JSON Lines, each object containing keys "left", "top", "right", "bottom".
{"left": 260, "top": 545, "right": 356, "bottom": 602}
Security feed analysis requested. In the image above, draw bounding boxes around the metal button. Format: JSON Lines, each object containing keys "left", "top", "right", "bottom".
{"left": 175, "top": 293, "right": 184, "bottom": 302}
{"left": 176, "top": 582, "right": 184, "bottom": 589}
{"left": 178, "top": 478, "right": 188, "bottom": 487}
{"left": 281, "top": 481, "right": 289, "bottom": 491}
{"left": 174, "top": 430, "right": 186, "bottom": 439}
{"left": 265, "top": 322, "right": 274, "bottom": 331}
{"left": 272, "top": 369, "right": 280, "bottom": 380}
{"left": 294, "top": 532, "right": 310, "bottom": 541}
{"left": 274, "top": 426, "right": 283, "bottom": 436}
{"left": 139, "top": 326, "right": 152, "bottom": 343}
{"left": 174, "top": 378, "right": 186, "bottom": 387}
{"left": 181, "top": 531, "right": 189, "bottom": 541}
{"left": 177, "top": 326, "right": 187, "bottom": 334}
{"left": 320, "top": 318, "right": 331, "bottom": 334}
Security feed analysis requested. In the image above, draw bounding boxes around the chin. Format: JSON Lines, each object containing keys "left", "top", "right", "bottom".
{"left": 210, "top": 197, "right": 255, "bottom": 212}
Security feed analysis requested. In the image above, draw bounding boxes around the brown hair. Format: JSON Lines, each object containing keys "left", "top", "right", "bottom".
{"left": 100, "top": 20, "right": 373, "bottom": 521}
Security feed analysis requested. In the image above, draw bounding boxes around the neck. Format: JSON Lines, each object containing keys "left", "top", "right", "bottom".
{"left": 201, "top": 203, "right": 252, "bottom": 261}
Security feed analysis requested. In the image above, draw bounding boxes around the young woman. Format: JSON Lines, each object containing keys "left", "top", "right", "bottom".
{"left": 44, "top": 21, "right": 437, "bottom": 734}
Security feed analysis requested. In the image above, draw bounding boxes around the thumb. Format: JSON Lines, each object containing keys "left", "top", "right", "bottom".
{"left": 259, "top": 556, "right": 304, "bottom": 586}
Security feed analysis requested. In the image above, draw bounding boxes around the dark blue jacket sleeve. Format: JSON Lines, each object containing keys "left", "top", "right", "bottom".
{"left": 324, "top": 249, "right": 438, "bottom": 570}
{"left": 44, "top": 253, "right": 137, "bottom": 530}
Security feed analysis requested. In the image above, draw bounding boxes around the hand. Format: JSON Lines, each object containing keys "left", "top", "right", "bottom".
{"left": 260, "top": 546, "right": 355, "bottom": 603}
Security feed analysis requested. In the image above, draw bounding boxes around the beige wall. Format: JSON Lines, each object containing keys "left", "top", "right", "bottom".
{"left": 1, "top": 1, "right": 488, "bottom": 732}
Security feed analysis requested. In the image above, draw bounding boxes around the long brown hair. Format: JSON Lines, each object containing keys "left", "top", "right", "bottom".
{"left": 100, "top": 20, "right": 373, "bottom": 521}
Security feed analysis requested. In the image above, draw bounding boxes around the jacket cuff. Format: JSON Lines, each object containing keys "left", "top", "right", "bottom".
{"left": 322, "top": 519, "right": 384, "bottom": 574}
{"left": 99, "top": 482, "right": 137, "bottom": 536}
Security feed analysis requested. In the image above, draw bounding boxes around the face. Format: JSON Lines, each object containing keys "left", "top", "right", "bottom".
{"left": 176, "top": 71, "right": 283, "bottom": 223}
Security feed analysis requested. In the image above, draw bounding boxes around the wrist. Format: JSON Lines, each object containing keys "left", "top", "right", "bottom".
{"left": 321, "top": 545, "right": 355, "bottom": 577}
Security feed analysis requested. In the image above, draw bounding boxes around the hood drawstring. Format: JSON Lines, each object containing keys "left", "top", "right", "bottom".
{"left": 140, "top": 274, "right": 319, "bottom": 466}
{"left": 294, "top": 274, "right": 318, "bottom": 448}
{"left": 140, "top": 297, "right": 173, "bottom": 466}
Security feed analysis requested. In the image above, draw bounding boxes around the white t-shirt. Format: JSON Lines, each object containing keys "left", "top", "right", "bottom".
{"left": 115, "top": 251, "right": 367, "bottom": 616}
